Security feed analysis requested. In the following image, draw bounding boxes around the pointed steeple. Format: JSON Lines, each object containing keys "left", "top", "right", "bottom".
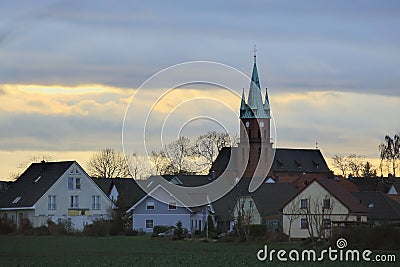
{"left": 247, "top": 54, "right": 264, "bottom": 115}
{"left": 263, "top": 87, "right": 271, "bottom": 118}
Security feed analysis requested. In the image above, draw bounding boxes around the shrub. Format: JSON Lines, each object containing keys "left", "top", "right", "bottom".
{"left": 249, "top": 224, "right": 266, "bottom": 237}
{"left": 124, "top": 228, "right": 138, "bottom": 236}
{"left": 48, "top": 218, "right": 73, "bottom": 235}
{"left": 0, "top": 218, "right": 14, "bottom": 235}
{"left": 83, "top": 220, "right": 112, "bottom": 236}
{"left": 332, "top": 224, "right": 400, "bottom": 250}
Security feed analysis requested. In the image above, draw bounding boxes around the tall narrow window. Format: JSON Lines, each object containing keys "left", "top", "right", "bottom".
{"left": 323, "top": 198, "right": 331, "bottom": 209}
{"left": 48, "top": 195, "right": 56, "bottom": 210}
{"left": 75, "top": 178, "right": 81, "bottom": 190}
{"left": 248, "top": 129, "right": 252, "bottom": 139}
{"left": 300, "top": 199, "right": 308, "bottom": 209}
{"left": 301, "top": 218, "right": 308, "bottom": 229}
{"left": 68, "top": 178, "right": 74, "bottom": 190}
{"left": 92, "top": 195, "right": 100, "bottom": 210}
{"left": 70, "top": 196, "right": 79, "bottom": 208}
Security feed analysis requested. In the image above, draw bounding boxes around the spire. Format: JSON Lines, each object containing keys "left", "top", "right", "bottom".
{"left": 247, "top": 55, "right": 263, "bottom": 111}
{"left": 263, "top": 87, "right": 271, "bottom": 118}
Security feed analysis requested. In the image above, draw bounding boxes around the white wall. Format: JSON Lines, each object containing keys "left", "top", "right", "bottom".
{"left": 282, "top": 181, "right": 367, "bottom": 239}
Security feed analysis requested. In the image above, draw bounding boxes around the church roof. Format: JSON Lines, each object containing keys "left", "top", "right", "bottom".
{"left": 209, "top": 147, "right": 330, "bottom": 175}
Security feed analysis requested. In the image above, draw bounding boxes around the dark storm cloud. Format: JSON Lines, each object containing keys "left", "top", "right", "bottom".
{"left": 0, "top": 0, "right": 399, "bottom": 94}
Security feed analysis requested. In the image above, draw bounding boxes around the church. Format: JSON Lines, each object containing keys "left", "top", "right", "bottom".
{"left": 210, "top": 54, "right": 332, "bottom": 183}
{"left": 210, "top": 54, "right": 332, "bottom": 232}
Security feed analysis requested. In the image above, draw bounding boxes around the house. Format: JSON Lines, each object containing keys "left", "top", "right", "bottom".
{"left": 91, "top": 177, "right": 146, "bottom": 212}
{"left": 232, "top": 183, "right": 299, "bottom": 231}
{"left": 0, "top": 161, "right": 114, "bottom": 230}
{"left": 127, "top": 183, "right": 214, "bottom": 234}
{"left": 282, "top": 179, "right": 368, "bottom": 239}
{"left": 352, "top": 191, "right": 400, "bottom": 225}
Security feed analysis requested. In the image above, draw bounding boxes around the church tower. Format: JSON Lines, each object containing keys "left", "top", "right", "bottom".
{"left": 238, "top": 54, "right": 273, "bottom": 178}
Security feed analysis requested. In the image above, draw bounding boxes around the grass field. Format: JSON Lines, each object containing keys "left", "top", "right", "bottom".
{"left": 0, "top": 236, "right": 397, "bottom": 266}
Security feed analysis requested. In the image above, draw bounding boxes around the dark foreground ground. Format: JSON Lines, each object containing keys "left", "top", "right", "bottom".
{"left": 0, "top": 236, "right": 397, "bottom": 266}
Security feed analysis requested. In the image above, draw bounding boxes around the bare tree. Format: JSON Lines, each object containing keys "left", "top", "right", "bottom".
{"left": 284, "top": 196, "right": 301, "bottom": 242}
{"left": 164, "top": 136, "right": 194, "bottom": 174}
{"left": 301, "top": 196, "right": 334, "bottom": 242}
{"left": 379, "top": 134, "right": 400, "bottom": 177}
{"left": 149, "top": 150, "right": 169, "bottom": 175}
{"left": 332, "top": 155, "right": 348, "bottom": 177}
{"left": 127, "top": 153, "right": 152, "bottom": 180}
{"left": 234, "top": 197, "right": 254, "bottom": 241}
{"left": 194, "top": 131, "right": 236, "bottom": 170}
{"left": 87, "top": 148, "right": 131, "bottom": 178}
{"left": 347, "top": 154, "right": 365, "bottom": 177}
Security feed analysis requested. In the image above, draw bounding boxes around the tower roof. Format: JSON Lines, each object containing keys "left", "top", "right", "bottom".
{"left": 240, "top": 54, "right": 271, "bottom": 119}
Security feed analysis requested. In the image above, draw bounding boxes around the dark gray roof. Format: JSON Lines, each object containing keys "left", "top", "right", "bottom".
{"left": 351, "top": 177, "right": 395, "bottom": 192}
{"left": 210, "top": 147, "right": 330, "bottom": 176}
{"left": 91, "top": 178, "right": 146, "bottom": 210}
{"left": 0, "top": 161, "right": 74, "bottom": 208}
{"left": 352, "top": 191, "right": 400, "bottom": 220}
{"left": 272, "top": 148, "right": 330, "bottom": 173}
{"left": 253, "top": 183, "right": 299, "bottom": 216}
{"left": 212, "top": 178, "right": 299, "bottom": 222}
{"left": 162, "top": 174, "right": 212, "bottom": 187}
{"left": 212, "top": 178, "right": 251, "bottom": 221}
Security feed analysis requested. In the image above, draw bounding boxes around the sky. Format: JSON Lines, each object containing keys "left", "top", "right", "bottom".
{"left": 0, "top": 0, "right": 399, "bottom": 180}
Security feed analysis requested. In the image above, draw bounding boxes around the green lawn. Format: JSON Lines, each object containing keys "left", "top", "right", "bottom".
{"left": 0, "top": 236, "right": 397, "bottom": 266}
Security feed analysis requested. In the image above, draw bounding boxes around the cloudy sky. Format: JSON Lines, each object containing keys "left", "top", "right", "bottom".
{"left": 1, "top": 0, "right": 399, "bottom": 179}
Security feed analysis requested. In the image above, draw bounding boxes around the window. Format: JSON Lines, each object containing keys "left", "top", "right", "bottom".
{"left": 92, "top": 195, "right": 100, "bottom": 210}
{"left": 12, "top": 196, "right": 21, "bottom": 204}
{"left": 323, "top": 219, "right": 331, "bottom": 229}
{"left": 249, "top": 200, "right": 253, "bottom": 209}
{"left": 301, "top": 218, "right": 308, "bottom": 229}
{"left": 168, "top": 201, "right": 176, "bottom": 210}
{"left": 70, "top": 196, "right": 79, "bottom": 208}
{"left": 68, "top": 178, "right": 74, "bottom": 190}
{"left": 48, "top": 195, "right": 56, "bottom": 210}
{"left": 146, "top": 201, "right": 155, "bottom": 210}
{"left": 300, "top": 199, "right": 308, "bottom": 209}
{"left": 146, "top": 219, "right": 153, "bottom": 228}
{"left": 76, "top": 178, "right": 81, "bottom": 190}
{"left": 34, "top": 176, "right": 41, "bottom": 183}
{"left": 323, "top": 198, "right": 331, "bottom": 209}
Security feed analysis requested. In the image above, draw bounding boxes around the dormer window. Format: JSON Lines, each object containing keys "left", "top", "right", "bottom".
{"left": 12, "top": 196, "right": 21, "bottom": 204}
{"left": 295, "top": 160, "right": 302, "bottom": 169}
{"left": 34, "top": 176, "right": 41, "bottom": 183}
